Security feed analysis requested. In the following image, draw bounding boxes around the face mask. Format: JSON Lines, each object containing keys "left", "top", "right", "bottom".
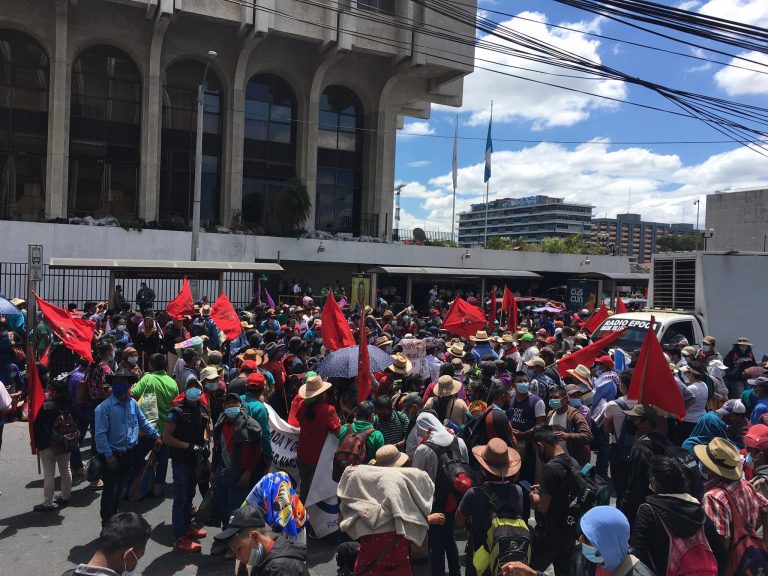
{"left": 224, "top": 406, "right": 241, "bottom": 419}
{"left": 524, "top": 368, "right": 534, "bottom": 379}
{"left": 186, "top": 387, "right": 202, "bottom": 401}
{"left": 204, "top": 382, "right": 218, "bottom": 391}
{"left": 581, "top": 543, "right": 604, "bottom": 565}
{"left": 112, "top": 383, "right": 130, "bottom": 396}
{"left": 516, "top": 382, "right": 530, "bottom": 394}
{"left": 117, "top": 325, "right": 127, "bottom": 332}
{"left": 247, "top": 541, "right": 264, "bottom": 568}
{"left": 122, "top": 549, "right": 139, "bottom": 576}
{"left": 594, "top": 366, "right": 602, "bottom": 376}
{"left": 702, "top": 344, "right": 711, "bottom": 352}
{"left": 549, "top": 399, "right": 562, "bottom": 410}
{"left": 569, "top": 398, "right": 582, "bottom": 408}
{"left": 127, "top": 356, "right": 139, "bottom": 365}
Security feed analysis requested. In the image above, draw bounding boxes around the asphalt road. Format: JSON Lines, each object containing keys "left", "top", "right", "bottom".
{"left": 0, "top": 422, "right": 464, "bottom": 576}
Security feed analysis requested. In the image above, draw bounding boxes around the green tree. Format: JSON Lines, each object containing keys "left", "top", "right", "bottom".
{"left": 656, "top": 234, "right": 698, "bottom": 252}
{"left": 275, "top": 178, "right": 311, "bottom": 235}
{"left": 537, "top": 234, "right": 604, "bottom": 254}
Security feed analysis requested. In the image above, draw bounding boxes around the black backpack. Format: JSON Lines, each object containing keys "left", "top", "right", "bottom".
{"left": 614, "top": 399, "right": 636, "bottom": 462}
{"left": 551, "top": 457, "right": 610, "bottom": 537}
{"left": 427, "top": 438, "right": 475, "bottom": 513}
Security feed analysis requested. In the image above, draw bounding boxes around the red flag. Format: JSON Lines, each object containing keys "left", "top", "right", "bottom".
{"left": 39, "top": 344, "right": 52, "bottom": 367}
{"left": 615, "top": 297, "right": 628, "bottom": 314}
{"left": 557, "top": 328, "right": 627, "bottom": 377}
{"left": 166, "top": 278, "right": 194, "bottom": 318}
{"left": 583, "top": 302, "right": 610, "bottom": 334}
{"left": 321, "top": 293, "right": 355, "bottom": 352}
{"left": 357, "top": 306, "right": 372, "bottom": 403}
{"left": 210, "top": 292, "right": 242, "bottom": 341}
{"left": 489, "top": 288, "right": 497, "bottom": 327}
{"left": 442, "top": 297, "right": 486, "bottom": 339}
{"left": 27, "top": 349, "right": 45, "bottom": 454}
{"left": 627, "top": 315, "right": 686, "bottom": 419}
{"left": 35, "top": 293, "right": 95, "bottom": 363}
{"left": 502, "top": 287, "right": 518, "bottom": 332}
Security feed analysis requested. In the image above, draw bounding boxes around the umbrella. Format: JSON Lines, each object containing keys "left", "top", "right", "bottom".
{"left": 0, "top": 297, "right": 22, "bottom": 316}
{"left": 533, "top": 306, "right": 564, "bottom": 314}
{"left": 317, "top": 345, "right": 395, "bottom": 378}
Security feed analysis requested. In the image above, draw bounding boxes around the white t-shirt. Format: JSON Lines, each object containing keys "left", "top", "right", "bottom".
{"left": 548, "top": 410, "right": 569, "bottom": 453}
{"left": 683, "top": 380, "right": 709, "bottom": 423}
{"left": 519, "top": 346, "right": 540, "bottom": 371}
{"left": 604, "top": 397, "right": 637, "bottom": 443}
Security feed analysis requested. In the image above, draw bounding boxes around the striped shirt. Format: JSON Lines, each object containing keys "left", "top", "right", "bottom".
{"left": 375, "top": 411, "right": 410, "bottom": 445}
{"left": 702, "top": 478, "right": 768, "bottom": 542}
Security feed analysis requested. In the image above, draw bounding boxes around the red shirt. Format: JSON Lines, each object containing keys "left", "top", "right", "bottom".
{"left": 296, "top": 398, "right": 341, "bottom": 465}
{"left": 218, "top": 420, "right": 260, "bottom": 474}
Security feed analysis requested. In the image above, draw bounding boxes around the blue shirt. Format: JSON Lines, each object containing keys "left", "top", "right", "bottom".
{"left": 94, "top": 394, "right": 159, "bottom": 457}
{"left": 751, "top": 398, "right": 768, "bottom": 425}
{"left": 472, "top": 343, "right": 499, "bottom": 362}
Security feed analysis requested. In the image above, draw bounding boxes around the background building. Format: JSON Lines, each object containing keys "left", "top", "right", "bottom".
{"left": 457, "top": 195, "right": 593, "bottom": 244}
{"left": 591, "top": 213, "right": 694, "bottom": 263}
{"left": 1, "top": 0, "right": 476, "bottom": 238}
{"left": 706, "top": 187, "right": 768, "bottom": 251}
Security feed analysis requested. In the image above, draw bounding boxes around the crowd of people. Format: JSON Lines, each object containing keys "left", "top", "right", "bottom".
{"left": 1, "top": 283, "right": 768, "bottom": 576}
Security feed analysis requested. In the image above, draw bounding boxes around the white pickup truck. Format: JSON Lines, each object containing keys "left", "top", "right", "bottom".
{"left": 593, "top": 251, "right": 767, "bottom": 358}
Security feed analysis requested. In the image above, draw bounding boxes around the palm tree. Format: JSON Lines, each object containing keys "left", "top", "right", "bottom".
{"left": 275, "top": 178, "right": 311, "bottom": 236}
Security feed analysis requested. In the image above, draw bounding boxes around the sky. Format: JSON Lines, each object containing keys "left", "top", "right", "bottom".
{"left": 393, "top": 0, "right": 768, "bottom": 236}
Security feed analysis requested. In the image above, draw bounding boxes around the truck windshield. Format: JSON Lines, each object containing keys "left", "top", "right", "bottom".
{"left": 592, "top": 318, "right": 661, "bottom": 354}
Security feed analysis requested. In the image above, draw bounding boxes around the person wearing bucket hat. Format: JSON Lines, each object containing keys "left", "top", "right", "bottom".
{"left": 374, "top": 444, "right": 408, "bottom": 467}
{"left": 723, "top": 336, "right": 757, "bottom": 399}
{"left": 470, "top": 330, "right": 499, "bottom": 362}
{"left": 698, "top": 437, "right": 768, "bottom": 553}
{"left": 295, "top": 374, "right": 341, "bottom": 502}
{"left": 424, "top": 375, "right": 469, "bottom": 428}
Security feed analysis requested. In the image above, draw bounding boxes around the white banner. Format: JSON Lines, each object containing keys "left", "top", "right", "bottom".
{"left": 305, "top": 433, "right": 340, "bottom": 507}
{"left": 266, "top": 404, "right": 300, "bottom": 483}
{"left": 400, "top": 338, "right": 430, "bottom": 379}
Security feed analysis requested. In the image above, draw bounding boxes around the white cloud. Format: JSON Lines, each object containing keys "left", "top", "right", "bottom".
{"left": 452, "top": 12, "right": 626, "bottom": 130}
{"left": 397, "top": 141, "right": 768, "bottom": 232}
{"left": 713, "top": 51, "right": 768, "bottom": 95}
{"left": 407, "top": 160, "right": 432, "bottom": 168}
{"left": 677, "top": 0, "right": 702, "bottom": 10}
{"left": 398, "top": 121, "right": 435, "bottom": 137}
{"left": 697, "top": 0, "right": 768, "bottom": 27}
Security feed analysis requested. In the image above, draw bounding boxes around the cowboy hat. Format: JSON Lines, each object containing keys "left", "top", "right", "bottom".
{"left": 448, "top": 342, "right": 466, "bottom": 359}
{"left": 694, "top": 437, "right": 743, "bottom": 481}
{"left": 566, "top": 364, "right": 593, "bottom": 388}
{"left": 472, "top": 438, "right": 522, "bottom": 479}
{"left": 9, "top": 297, "right": 25, "bottom": 307}
{"left": 375, "top": 445, "right": 408, "bottom": 468}
{"left": 470, "top": 330, "right": 491, "bottom": 343}
{"left": 735, "top": 337, "right": 752, "bottom": 346}
{"left": 298, "top": 374, "right": 332, "bottom": 400}
{"left": 498, "top": 334, "right": 516, "bottom": 344}
{"left": 451, "top": 356, "right": 470, "bottom": 374}
{"left": 388, "top": 353, "right": 413, "bottom": 375}
{"left": 374, "top": 335, "right": 393, "bottom": 348}
{"left": 524, "top": 357, "right": 546, "bottom": 369}
{"left": 436, "top": 375, "right": 462, "bottom": 397}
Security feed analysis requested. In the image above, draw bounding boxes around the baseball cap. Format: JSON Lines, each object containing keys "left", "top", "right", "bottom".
{"left": 744, "top": 424, "right": 768, "bottom": 451}
{"left": 716, "top": 399, "right": 746, "bottom": 416}
{"left": 214, "top": 504, "right": 266, "bottom": 542}
{"left": 749, "top": 376, "right": 768, "bottom": 389}
{"left": 520, "top": 333, "right": 534, "bottom": 342}
{"left": 524, "top": 357, "right": 546, "bottom": 368}
{"left": 241, "top": 359, "right": 258, "bottom": 371}
{"left": 247, "top": 372, "right": 266, "bottom": 390}
{"left": 594, "top": 355, "right": 614, "bottom": 369}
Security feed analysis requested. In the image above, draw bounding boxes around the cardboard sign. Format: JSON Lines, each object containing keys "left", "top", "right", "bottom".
{"left": 400, "top": 338, "right": 430, "bottom": 379}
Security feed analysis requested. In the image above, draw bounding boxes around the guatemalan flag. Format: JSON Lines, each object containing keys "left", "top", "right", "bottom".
{"left": 483, "top": 110, "right": 493, "bottom": 183}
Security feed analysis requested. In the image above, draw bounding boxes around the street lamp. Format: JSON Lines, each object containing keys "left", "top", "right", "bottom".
{"left": 701, "top": 228, "right": 714, "bottom": 250}
{"left": 693, "top": 199, "right": 701, "bottom": 249}
{"left": 190, "top": 50, "right": 217, "bottom": 262}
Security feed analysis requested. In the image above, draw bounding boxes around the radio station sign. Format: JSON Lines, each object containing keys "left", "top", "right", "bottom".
{"left": 599, "top": 318, "right": 660, "bottom": 332}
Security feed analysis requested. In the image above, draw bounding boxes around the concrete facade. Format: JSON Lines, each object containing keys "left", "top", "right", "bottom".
{"left": 706, "top": 187, "right": 768, "bottom": 252}
{"left": 591, "top": 213, "right": 695, "bottom": 263}
{"left": 1, "top": 0, "right": 476, "bottom": 236}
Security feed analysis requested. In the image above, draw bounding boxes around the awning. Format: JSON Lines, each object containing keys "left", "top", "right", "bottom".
{"left": 366, "top": 266, "right": 541, "bottom": 279}
{"left": 580, "top": 272, "right": 649, "bottom": 282}
{"left": 48, "top": 258, "right": 283, "bottom": 272}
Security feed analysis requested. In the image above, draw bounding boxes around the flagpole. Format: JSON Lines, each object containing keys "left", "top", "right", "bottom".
{"left": 483, "top": 101, "right": 493, "bottom": 249}
{"left": 451, "top": 114, "right": 458, "bottom": 243}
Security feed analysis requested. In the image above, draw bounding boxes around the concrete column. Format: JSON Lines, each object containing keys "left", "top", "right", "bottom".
{"left": 45, "top": 0, "right": 69, "bottom": 219}
{"left": 139, "top": 13, "right": 170, "bottom": 222}
{"left": 406, "top": 275, "right": 413, "bottom": 305}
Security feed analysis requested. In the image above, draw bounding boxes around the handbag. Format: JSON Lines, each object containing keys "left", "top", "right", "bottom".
{"left": 194, "top": 486, "right": 218, "bottom": 526}
{"left": 137, "top": 378, "right": 160, "bottom": 429}
{"left": 86, "top": 454, "right": 105, "bottom": 483}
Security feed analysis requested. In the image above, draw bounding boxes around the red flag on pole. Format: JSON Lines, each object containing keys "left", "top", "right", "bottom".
{"left": 615, "top": 297, "right": 628, "bottom": 314}
{"left": 34, "top": 293, "right": 95, "bottom": 362}
{"left": 442, "top": 297, "right": 486, "bottom": 339}
{"left": 27, "top": 349, "right": 45, "bottom": 454}
{"left": 557, "top": 328, "right": 627, "bottom": 377}
{"left": 489, "top": 288, "right": 497, "bottom": 327}
{"left": 627, "top": 315, "right": 686, "bottom": 419}
{"left": 502, "top": 287, "right": 518, "bottom": 332}
{"left": 583, "top": 302, "right": 610, "bottom": 334}
{"left": 357, "top": 307, "right": 372, "bottom": 403}
{"left": 39, "top": 344, "right": 52, "bottom": 367}
{"left": 321, "top": 293, "right": 355, "bottom": 352}
{"left": 210, "top": 292, "right": 242, "bottom": 341}
{"left": 166, "top": 278, "right": 194, "bottom": 318}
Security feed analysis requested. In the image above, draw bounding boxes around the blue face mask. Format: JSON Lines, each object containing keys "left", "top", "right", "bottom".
{"left": 581, "top": 543, "right": 604, "bottom": 565}
{"left": 594, "top": 366, "right": 602, "bottom": 376}
{"left": 702, "top": 344, "right": 711, "bottom": 352}
{"left": 247, "top": 541, "right": 264, "bottom": 568}
{"left": 224, "top": 406, "right": 241, "bottom": 419}
{"left": 117, "top": 324, "right": 127, "bottom": 332}
{"left": 112, "top": 383, "right": 130, "bottom": 396}
{"left": 516, "top": 382, "right": 530, "bottom": 394}
{"left": 185, "top": 387, "right": 202, "bottom": 401}
{"left": 569, "top": 398, "right": 582, "bottom": 408}
{"left": 122, "top": 549, "right": 138, "bottom": 576}
{"left": 549, "top": 399, "right": 562, "bottom": 410}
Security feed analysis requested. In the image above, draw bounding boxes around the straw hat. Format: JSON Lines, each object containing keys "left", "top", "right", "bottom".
{"left": 472, "top": 438, "right": 522, "bottom": 479}
{"left": 388, "top": 353, "right": 412, "bottom": 375}
{"left": 694, "top": 437, "right": 743, "bottom": 481}
{"left": 436, "top": 375, "right": 462, "bottom": 397}
{"left": 298, "top": 374, "right": 332, "bottom": 400}
{"left": 524, "top": 357, "right": 546, "bottom": 369}
{"left": 448, "top": 342, "right": 466, "bottom": 359}
{"left": 10, "top": 298, "right": 25, "bottom": 307}
{"left": 566, "top": 364, "right": 593, "bottom": 388}
{"left": 736, "top": 337, "right": 752, "bottom": 346}
{"left": 374, "top": 335, "right": 393, "bottom": 348}
{"left": 451, "top": 357, "right": 470, "bottom": 374}
{"left": 470, "top": 330, "right": 492, "bottom": 343}
{"left": 498, "top": 334, "right": 516, "bottom": 344}
{"left": 375, "top": 445, "right": 408, "bottom": 468}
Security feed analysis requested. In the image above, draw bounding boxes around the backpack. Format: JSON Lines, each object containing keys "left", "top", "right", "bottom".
{"left": 721, "top": 487, "right": 768, "bottom": 576}
{"left": 49, "top": 410, "right": 80, "bottom": 454}
{"left": 614, "top": 399, "right": 636, "bottom": 462}
{"left": 472, "top": 486, "right": 531, "bottom": 576}
{"left": 655, "top": 512, "right": 717, "bottom": 576}
{"left": 332, "top": 426, "right": 375, "bottom": 482}
{"left": 552, "top": 458, "right": 610, "bottom": 537}
{"left": 426, "top": 437, "right": 475, "bottom": 513}
{"left": 87, "top": 362, "right": 112, "bottom": 402}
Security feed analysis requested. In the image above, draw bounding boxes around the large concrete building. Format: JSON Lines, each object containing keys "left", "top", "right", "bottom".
{"left": 591, "top": 213, "right": 694, "bottom": 263}
{"left": 706, "top": 186, "right": 768, "bottom": 252}
{"left": 457, "top": 195, "right": 593, "bottom": 245}
{"left": 1, "top": 0, "right": 476, "bottom": 237}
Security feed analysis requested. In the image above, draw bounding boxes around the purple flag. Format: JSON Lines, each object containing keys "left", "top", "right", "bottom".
{"left": 265, "top": 288, "right": 276, "bottom": 309}
{"left": 257, "top": 278, "right": 262, "bottom": 306}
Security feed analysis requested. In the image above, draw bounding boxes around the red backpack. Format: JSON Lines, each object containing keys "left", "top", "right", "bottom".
{"left": 332, "top": 427, "right": 374, "bottom": 482}
{"left": 659, "top": 517, "right": 717, "bottom": 576}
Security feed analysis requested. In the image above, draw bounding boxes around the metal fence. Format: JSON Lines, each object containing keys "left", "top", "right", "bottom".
{"left": 0, "top": 262, "right": 257, "bottom": 310}
{"left": 393, "top": 228, "right": 454, "bottom": 242}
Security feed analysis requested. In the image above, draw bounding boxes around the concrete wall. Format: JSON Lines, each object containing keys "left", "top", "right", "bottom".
{"left": 706, "top": 188, "right": 768, "bottom": 252}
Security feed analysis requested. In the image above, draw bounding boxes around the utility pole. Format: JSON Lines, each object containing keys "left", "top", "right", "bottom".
{"left": 693, "top": 198, "right": 701, "bottom": 250}
{"left": 393, "top": 184, "right": 405, "bottom": 241}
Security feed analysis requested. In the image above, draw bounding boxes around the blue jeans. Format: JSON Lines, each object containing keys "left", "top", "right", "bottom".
{"left": 215, "top": 469, "right": 250, "bottom": 528}
{"left": 69, "top": 415, "right": 91, "bottom": 471}
{"left": 172, "top": 460, "right": 196, "bottom": 539}
{"left": 428, "top": 512, "right": 460, "bottom": 576}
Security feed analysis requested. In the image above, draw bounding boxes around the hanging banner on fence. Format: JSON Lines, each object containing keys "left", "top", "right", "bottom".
{"left": 399, "top": 338, "right": 430, "bottom": 380}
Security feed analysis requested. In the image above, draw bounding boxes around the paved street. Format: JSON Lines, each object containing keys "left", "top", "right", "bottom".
{"left": 0, "top": 422, "right": 463, "bottom": 576}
